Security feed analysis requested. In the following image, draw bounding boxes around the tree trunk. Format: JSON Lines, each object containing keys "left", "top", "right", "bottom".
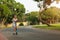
{"left": 0, "top": 18, "right": 6, "bottom": 28}
{"left": 38, "top": 0, "right": 51, "bottom": 26}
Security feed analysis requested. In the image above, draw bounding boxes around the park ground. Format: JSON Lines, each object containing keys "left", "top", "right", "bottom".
{"left": 0, "top": 24, "right": 60, "bottom": 40}
{"left": 34, "top": 23, "right": 60, "bottom": 30}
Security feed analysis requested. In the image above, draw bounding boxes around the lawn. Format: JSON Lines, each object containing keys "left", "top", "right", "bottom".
{"left": 34, "top": 23, "right": 60, "bottom": 30}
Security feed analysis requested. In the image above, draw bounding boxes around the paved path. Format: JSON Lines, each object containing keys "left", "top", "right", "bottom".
{"left": 0, "top": 33, "right": 8, "bottom": 40}
{"left": 1, "top": 26, "right": 60, "bottom": 40}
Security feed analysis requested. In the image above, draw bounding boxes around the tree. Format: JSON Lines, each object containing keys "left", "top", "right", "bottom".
{"left": 0, "top": 0, "right": 25, "bottom": 26}
{"left": 41, "top": 7, "right": 60, "bottom": 24}
{"left": 6, "top": 0, "right": 25, "bottom": 21}
{"left": 34, "top": 0, "right": 60, "bottom": 26}
{"left": 26, "top": 11, "right": 39, "bottom": 25}
{"left": 34, "top": 0, "right": 52, "bottom": 26}
{"left": 0, "top": 4, "right": 12, "bottom": 24}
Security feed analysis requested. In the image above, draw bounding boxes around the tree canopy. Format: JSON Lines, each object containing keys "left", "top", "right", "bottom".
{"left": 41, "top": 7, "right": 60, "bottom": 23}
{"left": 25, "top": 11, "right": 39, "bottom": 25}
{"left": 0, "top": 0, "right": 25, "bottom": 24}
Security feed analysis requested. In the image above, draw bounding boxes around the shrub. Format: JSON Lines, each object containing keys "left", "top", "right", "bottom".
{"left": 19, "top": 23, "right": 24, "bottom": 26}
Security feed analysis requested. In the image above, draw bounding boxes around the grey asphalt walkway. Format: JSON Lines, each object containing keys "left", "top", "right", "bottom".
{"left": 1, "top": 26, "right": 60, "bottom": 40}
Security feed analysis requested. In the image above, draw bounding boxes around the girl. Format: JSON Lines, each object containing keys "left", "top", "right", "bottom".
{"left": 12, "top": 15, "right": 18, "bottom": 35}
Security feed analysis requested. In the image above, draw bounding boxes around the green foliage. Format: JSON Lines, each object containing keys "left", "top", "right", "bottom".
{"left": 41, "top": 7, "right": 60, "bottom": 23}
{"left": 0, "top": 4, "right": 12, "bottom": 23}
{"left": 19, "top": 23, "right": 24, "bottom": 26}
{"left": 0, "top": 0, "right": 25, "bottom": 24}
{"left": 26, "top": 11, "right": 39, "bottom": 25}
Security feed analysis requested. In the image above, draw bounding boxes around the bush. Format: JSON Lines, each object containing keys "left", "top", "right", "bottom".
{"left": 19, "top": 23, "right": 24, "bottom": 26}
{"left": 30, "top": 22, "right": 38, "bottom": 25}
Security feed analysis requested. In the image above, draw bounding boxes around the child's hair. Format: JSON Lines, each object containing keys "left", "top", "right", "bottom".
{"left": 13, "top": 14, "right": 17, "bottom": 18}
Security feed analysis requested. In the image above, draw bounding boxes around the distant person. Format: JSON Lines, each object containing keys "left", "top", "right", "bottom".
{"left": 12, "top": 15, "right": 18, "bottom": 35}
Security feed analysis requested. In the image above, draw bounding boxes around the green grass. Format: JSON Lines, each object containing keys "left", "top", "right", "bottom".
{"left": 34, "top": 23, "right": 60, "bottom": 30}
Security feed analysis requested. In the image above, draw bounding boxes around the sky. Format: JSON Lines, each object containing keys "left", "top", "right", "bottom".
{"left": 47, "top": 1, "right": 60, "bottom": 8}
{"left": 15, "top": 0, "right": 39, "bottom": 13}
{"left": 15, "top": 0, "right": 60, "bottom": 13}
